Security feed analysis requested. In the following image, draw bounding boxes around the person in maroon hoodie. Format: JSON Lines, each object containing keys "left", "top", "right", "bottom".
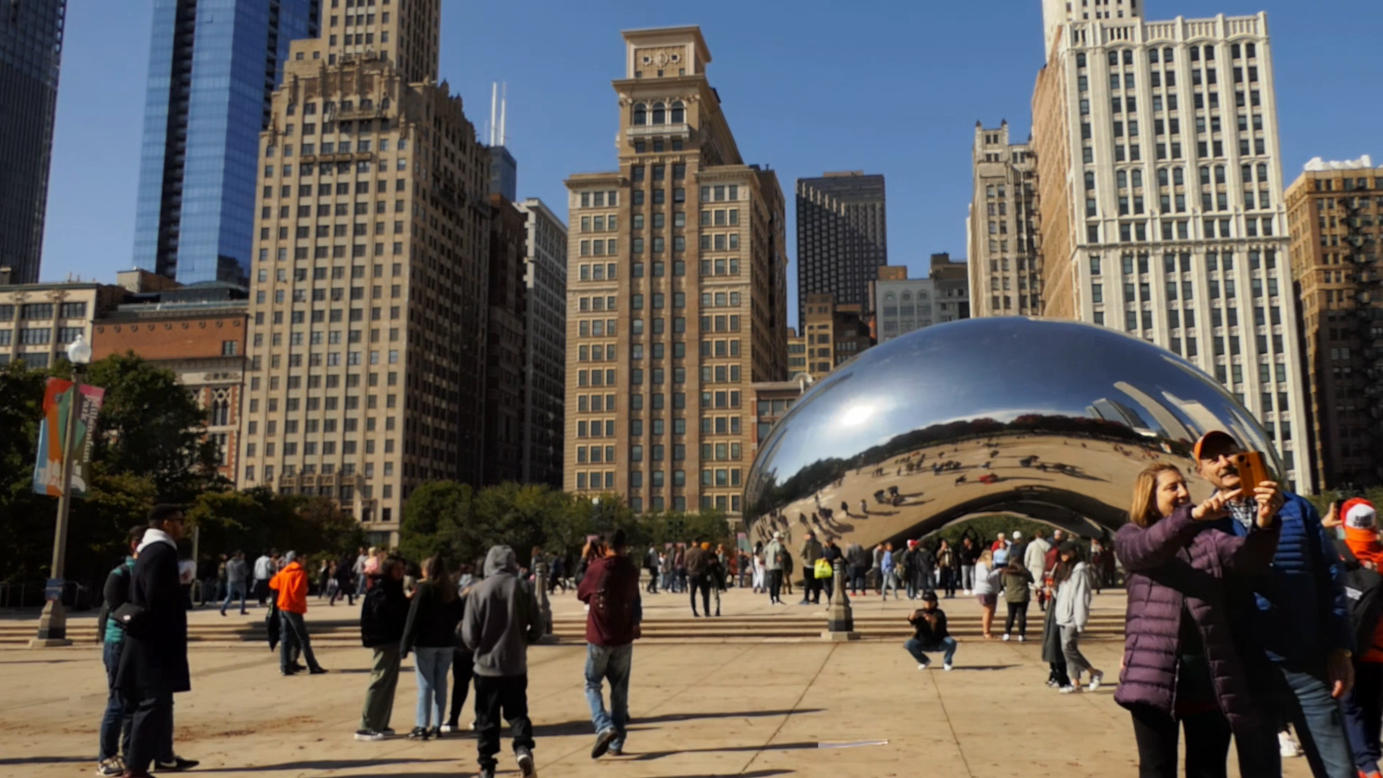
{"left": 577, "top": 529, "right": 642, "bottom": 760}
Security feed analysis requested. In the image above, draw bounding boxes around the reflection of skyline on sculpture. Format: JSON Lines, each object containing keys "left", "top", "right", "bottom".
{"left": 744, "top": 318, "right": 1282, "bottom": 551}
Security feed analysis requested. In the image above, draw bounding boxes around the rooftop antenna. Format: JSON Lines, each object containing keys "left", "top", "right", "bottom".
{"left": 488, "top": 82, "right": 498, "bottom": 146}
{"left": 499, "top": 82, "right": 508, "bottom": 147}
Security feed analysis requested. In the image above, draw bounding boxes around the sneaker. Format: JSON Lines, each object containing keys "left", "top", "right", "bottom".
{"left": 381, "top": 728, "right": 397, "bottom": 737}
{"left": 592, "top": 727, "right": 618, "bottom": 759}
{"left": 515, "top": 745, "right": 537, "bottom": 777}
{"left": 1059, "top": 684, "right": 1082, "bottom": 694}
{"left": 155, "top": 756, "right": 200, "bottom": 771}
{"left": 917, "top": 660, "right": 931, "bottom": 670}
{"left": 943, "top": 663, "right": 954, "bottom": 671}
{"left": 309, "top": 667, "right": 329, "bottom": 675}
{"left": 608, "top": 748, "right": 624, "bottom": 757}
{"left": 478, "top": 769, "right": 496, "bottom": 778}
{"left": 95, "top": 757, "right": 124, "bottom": 777}
{"left": 1046, "top": 679, "right": 1059, "bottom": 688}
{"left": 470, "top": 719, "right": 479, "bottom": 731}
{"left": 1001, "top": 634, "right": 1010, "bottom": 642}
{"left": 1280, "top": 731, "right": 1303, "bottom": 758}
{"left": 408, "top": 726, "right": 431, "bottom": 741}
{"left": 1089, "top": 671, "right": 1105, "bottom": 692}
{"left": 354, "top": 729, "right": 385, "bottom": 742}
{"left": 440, "top": 723, "right": 456, "bottom": 734}
{"left": 1018, "top": 635, "right": 1026, "bottom": 643}
{"left": 428, "top": 726, "right": 441, "bottom": 740}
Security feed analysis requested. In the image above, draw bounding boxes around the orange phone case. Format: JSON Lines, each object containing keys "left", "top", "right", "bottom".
{"left": 1234, "top": 451, "right": 1270, "bottom": 491}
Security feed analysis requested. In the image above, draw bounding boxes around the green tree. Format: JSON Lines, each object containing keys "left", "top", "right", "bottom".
{"left": 399, "top": 481, "right": 480, "bottom": 566}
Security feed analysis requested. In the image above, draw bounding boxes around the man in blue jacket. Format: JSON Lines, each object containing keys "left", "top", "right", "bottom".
{"left": 1196, "top": 430, "right": 1355, "bottom": 778}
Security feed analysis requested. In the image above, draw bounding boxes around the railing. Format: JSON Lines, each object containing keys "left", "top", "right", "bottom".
{"left": 0, "top": 580, "right": 91, "bottom": 610}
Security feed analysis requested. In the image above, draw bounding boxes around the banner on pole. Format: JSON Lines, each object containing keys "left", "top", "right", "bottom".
{"left": 33, "top": 378, "right": 105, "bottom": 498}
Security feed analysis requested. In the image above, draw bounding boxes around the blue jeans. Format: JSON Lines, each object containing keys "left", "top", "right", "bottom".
{"left": 882, "top": 569, "right": 899, "bottom": 600}
{"left": 585, "top": 643, "right": 632, "bottom": 749}
{"left": 1280, "top": 660, "right": 1355, "bottom": 778}
{"left": 413, "top": 646, "right": 451, "bottom": 729}
{"left": 905, "top": 636, "right": 957, "bottom": 666}
{"left": 220, "top": 581, "right": 247, "bottom": 614}
{"left": 99, "top": 641, "right": 132, "bottom": 761}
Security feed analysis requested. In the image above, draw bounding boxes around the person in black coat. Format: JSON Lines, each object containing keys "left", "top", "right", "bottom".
{"left": 116, "top": 504, "right": 192, "bottom": 778}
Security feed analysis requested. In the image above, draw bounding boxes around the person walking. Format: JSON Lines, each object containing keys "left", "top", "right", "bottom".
{"left": 1116, "top": 462, "right": 1283, "bottom": 777}
{"left": 332, "top": 554, "right": 357, "bottom": 606}
{"left": 752, "top": 542, "right": 766, "bottom": 594}
{"left": 765, "top": 532, "right": 786, "bottom": 605}
{"left": 871, "top": 543, "right": 885, "bottom": 595}
{"left": 253, "top": 549, "right": 275, "bottom": 606}
{"left": 799, "top": 531, "right": 824, "bottom": 605}
{"left": 1001, "top": 558, "right": 1033, "bottom": 643}
{"left": 644, "top": 545, "right": 660, "bottom": 594}
{"left": 444, "top": 570, "right": 478, "bottom": 736}
{"left": 684, "top": 539, "right": 711, "bottom": 617}
{"left": 401, "top": 555, "right": 463, "bottom": 740}
{"left": 219, "top": 551, "right": 249, "bottom": 617}
{"left": 269, "top": 551, "right": 328, "bottom": 676}
{"left": 1041, "top": 586, "right": 1072, "bottom": 691}
{"left": 973, "top": 548, "right": 1000, "bottom": 640}
{"left": 1053, "top": 542, "right": 1104, "bottom": 693}
{"left": 1195, "top": 430, "right": 1355, "bottom": 778}
{"left": 1334, "top": 498, "right": 1383, "bottom": 778}
{"left": 881, "top": 542, "right": 901, "bottom": 601}
{"left": 578, "top": 529, "right": 642, "bottom": 759}
{"left": 1024, "top": 530, "right": 1052, "bottom": 612}
{"left": 461, "top": 546, "right": 544, "bottom": 778}
{"left": 904, "top": 592, "right": 956, "bottom": 671}
{"left": 673, "top": 544, "right": 687, "bottom": 594}
{"left": 958, "top": 536, "right": 978, "bottom": 595}
{"left": 356, "top": 555, "right": 408, "bottom": 741}
{"left": 115, "top": 506, "right": 199, "bottom": 778}
{"left": 705, "top": 543, "right": 726, "bottom": 617}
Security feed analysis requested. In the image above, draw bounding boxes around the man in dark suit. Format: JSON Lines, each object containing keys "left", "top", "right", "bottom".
{"left": 116, "top": 504, "right": 192, "bottom": 778}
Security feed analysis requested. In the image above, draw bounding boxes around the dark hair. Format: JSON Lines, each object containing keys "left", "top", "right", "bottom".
{"left": 127, "top": 525, "right": 147, "bottom": 547}
{"left": 921, "top": 590, "right": 939, "bottom": 603}
{"left": 605, "top": 528, "right": 628, "bottom": 551}
{"left": 147, "top": 504, "right": 184, "bottom": 526}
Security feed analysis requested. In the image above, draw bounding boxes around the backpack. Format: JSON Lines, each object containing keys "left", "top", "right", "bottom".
{"left": 95, "top": 564, "right": 132, "bottom": 644}
{"left": 1334, "top": 540, "right": 1383, "bottom": 653}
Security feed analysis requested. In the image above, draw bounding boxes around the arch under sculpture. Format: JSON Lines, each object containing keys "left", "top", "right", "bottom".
{"left": 743, "top": 317, "right": 1283, "bottom": 549}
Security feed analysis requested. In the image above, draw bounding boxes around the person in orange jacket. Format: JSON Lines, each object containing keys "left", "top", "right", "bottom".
{"left": 1340, "top": 499, "right": 1383, "bottom": 778}
{"left": 270, "top": 551, "right": 328, "bottom": 677}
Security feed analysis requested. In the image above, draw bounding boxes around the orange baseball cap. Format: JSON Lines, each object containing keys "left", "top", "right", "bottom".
{"left": 1193, "top": 430, "right": 1238, "bottom": 461}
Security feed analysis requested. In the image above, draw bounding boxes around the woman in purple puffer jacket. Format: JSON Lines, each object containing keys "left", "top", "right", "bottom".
{"left": 1115, "top": 463, "right": 1281, "bottom": 778}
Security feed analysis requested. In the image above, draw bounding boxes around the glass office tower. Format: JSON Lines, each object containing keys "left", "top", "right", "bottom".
{"left": 131, "top": 0, "right": 318, "bottom": 285}
{"left": 0, "top": 0, "right": 66, "bottom": 284}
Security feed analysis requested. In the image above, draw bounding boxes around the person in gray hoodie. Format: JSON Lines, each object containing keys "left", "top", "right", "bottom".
{"left": 461, "top": 545, "right": 543, "bottom": 778}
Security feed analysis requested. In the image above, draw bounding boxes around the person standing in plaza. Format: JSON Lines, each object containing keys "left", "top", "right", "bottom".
{"left": 684, "top": 538, "right": 710, "bottom": 617}
{"left": 115, "top": 505, "right": 198, "bottom": 778}
{"left": 799, "top": 531, "right": 824, "bottom": 605}
{"left": 95, "top": 527, "right": 149, "bottom": 777}
{"left": 904, "top": 591, "right": 956, "bottom": 671}
{"left": 1336, "top": 498, "right": 1383, "bottom": 778}
{"left": 752, "top": 542, "right": 766, "bottom": 594}
{"left": 1116, "top": 461, "right": 1282, "bottom": 777}
{"left": 765, "top": 532, "right": 786, "bottom": 605}
{"left": 845, "top": 540, "right": 868, "bottom": 597}
{"left": 644, "top": 545, "right": 660, "bottom": 594}
{"left": 461, "top": 545, "right": 543, "bottom": 778}
{"left": 219, "top": 550, "right": 249, "bottom": 617}
{"left": 1024, "top": 530, "right": 1051, "bottom": 611}
{"left": 401, "top": 555, "right": 462, "bottom": 740}
{"left": 881, "top": 542, "right": 900, "bottom": 601}
{"left": 1053, "top": 542, "right": 1103, "bottom": 693}
{"left": 937, "top": 539, "right": 957, "bottom": 599}
{"left": 673, "top": 544, "right": 687, "bottom": 594}
{"left": 356, "top": 555, "right": 408, "bottom": 741}
{"left": 269, "top": 551, "right": 327, "bottom": 676}
{"left": 1001, "top": 558, "right": 1033, "bottom": 643}
{"left": 253, "top": 549, "right": 275, "bottom": 606}
{"left": 973, "top": 548, "right": 1000, "bottom": 640}
{"left": 1195, "top": 430, "right": 1355, "bottom": 778}
{"left": 444, "top": 569, "right": 477, "bottom": 736}
{"left": 821, "top": 538, "right": 842, "bottom": 604}
{"left": 871, "top": 542, "right": 885, "bottom": 594}
{"left": 958, "top": 536, "right": 978, "bottom": 594}
{"left": 578, "top": 529, "right": 642, "bottom": 759}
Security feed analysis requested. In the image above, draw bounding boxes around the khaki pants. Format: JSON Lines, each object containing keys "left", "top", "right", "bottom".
{"left": 360, "top": 645, "right": 402, "bottom": 732}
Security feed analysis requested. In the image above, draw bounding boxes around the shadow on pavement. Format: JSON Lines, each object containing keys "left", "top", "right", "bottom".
{"left": 947, "top": 664, "right": 1018, "bottom": 671}
{"left": 528, "top": 709, "right": 823, "bottom": 738}
{"left": 0, "top": 756, "right": 88, "bottom": 766}
{"left": 631, "top": 742, "right": 818, "bottom": 761}
{"left": 198, "top": 758, "right": 453, "bottom": 772}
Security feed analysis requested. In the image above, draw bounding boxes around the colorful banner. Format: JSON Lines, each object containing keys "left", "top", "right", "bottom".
{"left": 33, "top": 378, "right": 105, "bottom": 498}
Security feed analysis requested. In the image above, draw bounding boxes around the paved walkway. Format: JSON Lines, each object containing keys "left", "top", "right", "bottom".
{"left": 0, "top": 590, "right": 1310, "bottom": 777}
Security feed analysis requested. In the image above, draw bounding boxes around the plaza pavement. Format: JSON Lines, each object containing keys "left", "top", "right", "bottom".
{"left": 0, "top": 588, "right": 1313, "bottom": 777}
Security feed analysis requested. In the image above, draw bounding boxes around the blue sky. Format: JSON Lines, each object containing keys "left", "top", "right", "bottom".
{"left": 41, "top": 0, "right": 1383, "bottom": 329}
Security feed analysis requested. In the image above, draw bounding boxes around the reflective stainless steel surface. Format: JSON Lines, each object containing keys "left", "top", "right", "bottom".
{"left": 744, "top": 317, "right": 1281, "bottom": 547}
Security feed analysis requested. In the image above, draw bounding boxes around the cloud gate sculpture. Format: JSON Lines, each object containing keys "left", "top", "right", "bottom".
{"left": 743, "top": 317, "right": 1283, "bottom": 550}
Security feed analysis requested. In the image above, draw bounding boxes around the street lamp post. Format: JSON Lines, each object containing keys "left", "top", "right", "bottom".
{"left": 33, "top": 335, "right": 93, "bottom": 647}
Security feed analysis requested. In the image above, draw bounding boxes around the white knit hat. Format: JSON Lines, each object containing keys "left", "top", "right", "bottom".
{"left": 1344, "top": 498, "right": 1376, "bottom": 530}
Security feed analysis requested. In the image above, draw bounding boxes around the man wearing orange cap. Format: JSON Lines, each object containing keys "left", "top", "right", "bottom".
{"left": 1195, "top": 430, "right": 1354, "bottom": 778}
{"left": 1338, "top": 498, "right": 1383, "bottom": 778}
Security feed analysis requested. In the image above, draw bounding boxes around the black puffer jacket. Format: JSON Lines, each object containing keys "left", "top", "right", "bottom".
{"left": 360, "top": 577, "right": 408, "bottom": 648}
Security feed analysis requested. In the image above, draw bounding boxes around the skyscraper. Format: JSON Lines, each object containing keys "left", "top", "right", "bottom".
{"left": 795, "top": 172, "right": 887, "bottom": 326}
{"left": 515, "top": 197, "right": 567, "bottom": 488}
{"left": 968, "top": 122, "right": 1041, "bottom": 317}
{"left": 1032, "top": 7, "right": 1311, "bottom": 487}
{"left": 486, "top": 83, "right": 517, "bottom": 201}
{"left": 131, "top": 0, "right": 320, "bottom": 285}
{"left": 564, "top": 26, "right": 789, "bottom": 517}
{"left": 1285, "top": 157, "right": 1383, "bottom": 492}
{"left": 872, "top": 254, "right": 971, "bottom": 343}
{"left": 0, "top": 0, "right": 66, "bottom": 284}
{"left": 237, "top": 0, "right": 492, "bottom": 542}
